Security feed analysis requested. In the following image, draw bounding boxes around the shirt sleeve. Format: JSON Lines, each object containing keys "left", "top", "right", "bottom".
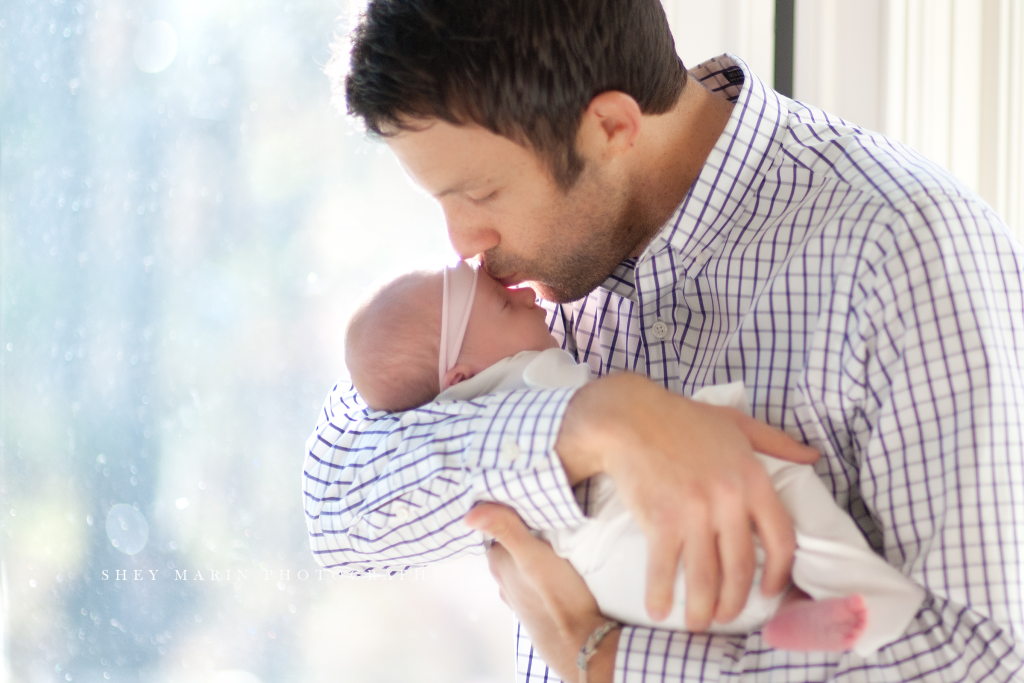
{"left": 605, "top": 196, "right": 1024, "bottom": 681}
{"left": 301, "top": 382, "right": 587, "bottom": 573}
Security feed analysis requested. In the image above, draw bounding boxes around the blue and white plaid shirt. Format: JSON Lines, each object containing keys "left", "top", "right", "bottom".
{"left": 303, "top": 55, "right": 1024, "bottom": 682}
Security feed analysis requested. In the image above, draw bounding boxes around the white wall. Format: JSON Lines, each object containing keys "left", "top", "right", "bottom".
{"left": 793, "top": 0, "right": 886, "bottom": 132}
{"left": 661, "top": 0, "right": 777, "bottom": 84}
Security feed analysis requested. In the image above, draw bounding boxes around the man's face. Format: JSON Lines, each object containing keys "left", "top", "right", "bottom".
{"left": 385, "top": 119, "right": 640, "bottom": 303}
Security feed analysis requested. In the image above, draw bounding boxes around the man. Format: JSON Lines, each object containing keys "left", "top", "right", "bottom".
{"left": 304, "top": 0, "right": 1024, "bottom": 681}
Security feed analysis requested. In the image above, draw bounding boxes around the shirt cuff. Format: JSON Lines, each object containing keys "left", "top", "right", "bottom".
{"left": 615, "top": 626, "right": 733, "bottom": 683}
{"left": 465, "top": 386, "right": 588, "bottom": 531}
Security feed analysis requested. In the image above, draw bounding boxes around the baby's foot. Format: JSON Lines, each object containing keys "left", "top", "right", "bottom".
{"left": 762, "top": 594, "right": 867, "bottom": 652}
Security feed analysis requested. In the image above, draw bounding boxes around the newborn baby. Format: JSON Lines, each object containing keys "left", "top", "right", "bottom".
{"left": 345, "top": 262, "right": 926, "bottom": 655}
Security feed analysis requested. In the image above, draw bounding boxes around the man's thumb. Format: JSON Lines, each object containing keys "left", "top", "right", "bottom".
{"left": 466, "top": 503, "right": 561, "bottom": 587}
{"left": 464, "top": 502, "right": 523, "bottom": 542}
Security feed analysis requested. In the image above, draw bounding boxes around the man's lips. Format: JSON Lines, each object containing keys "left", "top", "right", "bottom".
{"left": 481, "top": 263, "right": 522, "bottom": 287}
{"left": 496, "top": 274, "right": 522, "bottom": 287}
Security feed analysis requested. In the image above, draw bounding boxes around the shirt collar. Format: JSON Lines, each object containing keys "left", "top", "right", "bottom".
{"left": 599, "top": 54, "right": 789, "bottom": 299}
{"left": 600, "top": 258, "right": 639, "bottom": 301}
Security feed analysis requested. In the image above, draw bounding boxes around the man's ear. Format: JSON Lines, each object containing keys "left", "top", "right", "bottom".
{"left": 576, "top": 91, "right": 643, "bottom": 163}
{"left": 441, "top": 364, "right": 476, "bottom": 391}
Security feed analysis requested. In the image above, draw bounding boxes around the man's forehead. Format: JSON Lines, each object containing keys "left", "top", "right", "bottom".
{"left": 383, "top": 118, "right": 539, "bottom": 195}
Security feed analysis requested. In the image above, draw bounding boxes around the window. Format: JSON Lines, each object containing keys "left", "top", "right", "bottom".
{"left": 0, "top": 1, "right": 511, "bottom": 680}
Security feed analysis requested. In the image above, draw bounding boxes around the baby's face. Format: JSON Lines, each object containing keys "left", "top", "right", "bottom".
{"left": 459, "top": 270, "right": 558, "bottom": 368}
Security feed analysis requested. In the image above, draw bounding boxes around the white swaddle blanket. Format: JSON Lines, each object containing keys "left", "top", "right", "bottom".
{"left": 440, "top": 348, "right": 925, "bottom": 656}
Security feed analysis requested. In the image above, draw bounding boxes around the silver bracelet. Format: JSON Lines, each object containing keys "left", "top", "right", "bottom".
{"left": 577, "top": 620, "right": 621, "bottom": 683}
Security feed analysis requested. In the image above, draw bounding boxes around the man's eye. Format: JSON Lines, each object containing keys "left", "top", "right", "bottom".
{"left": 470, "top": 190, "right": 498, "bottom": 204}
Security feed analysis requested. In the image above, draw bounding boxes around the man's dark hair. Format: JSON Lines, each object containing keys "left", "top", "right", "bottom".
{"left": 332, "top": 0, "right": 687, "bottom": 189}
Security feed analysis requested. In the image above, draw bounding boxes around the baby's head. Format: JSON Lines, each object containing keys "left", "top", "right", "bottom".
{"left": 346, "top": 263, "right": 557, "bottom": 412}
{"left": 345, "top": 270, "right": 444, "bottom": 412}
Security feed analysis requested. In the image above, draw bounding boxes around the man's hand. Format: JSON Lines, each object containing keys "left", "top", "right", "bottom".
{"left": 464, "top": 503, "right": 618, "bottom": 683}
{"left": 556, "top": 373, "right": 819, "bottom": 630}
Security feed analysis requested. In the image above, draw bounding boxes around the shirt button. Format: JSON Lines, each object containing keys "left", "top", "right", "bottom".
{"left": 500, "top": 440, "right": 521, "bottom": 462}
{"left": 651, "top": 319, "right": 669, "bottom": 340}
{"left": 394, "top": 505, "right": 410, "bottom": 522}
{"left": 694, "top": 250, "right": 711, "bottom": 267}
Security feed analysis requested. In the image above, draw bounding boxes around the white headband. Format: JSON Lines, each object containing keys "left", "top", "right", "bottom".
{"left": 439, "top": 261, "right": 480, "bottom": 389}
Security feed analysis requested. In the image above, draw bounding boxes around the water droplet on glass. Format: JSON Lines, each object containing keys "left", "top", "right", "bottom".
{"left": 211, "top": 671, "right": 263, "bottom": 683}
{"left": 133, "top": 21, "right": 178, "bottom": 73}
{"left": 105, "top": 504, "right": 149, "bottom": 555}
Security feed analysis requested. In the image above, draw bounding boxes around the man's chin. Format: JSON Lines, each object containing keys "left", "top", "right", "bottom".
{"left": 527, "top": 279, "right": 598, "bottom": 305}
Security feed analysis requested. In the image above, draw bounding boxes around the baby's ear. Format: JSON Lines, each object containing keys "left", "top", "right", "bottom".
{"left": 442, "top": 364, "right": 476, "bottom": 391}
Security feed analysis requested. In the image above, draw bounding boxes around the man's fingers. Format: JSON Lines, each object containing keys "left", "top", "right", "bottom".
{"left": 733, "top": 410, "right": 819, "bottom": 465}
{"left": 713, "top": 503, "right": 756, "bottom": 624}
{"left": 747, "top": 474, "right": 796, "bottom": 597}
{"left": 680, "top": 527, "right": 718, "bottom": 630}
{"left": 643, "top": 536, "right": 682, "bottom": 622}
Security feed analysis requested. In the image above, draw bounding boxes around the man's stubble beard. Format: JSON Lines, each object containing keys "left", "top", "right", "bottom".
{"left": 482, "top": 240, "right": 620, "bottom": 304}
{"left": 483, "top": 170, "right": 658, "bottom": 304}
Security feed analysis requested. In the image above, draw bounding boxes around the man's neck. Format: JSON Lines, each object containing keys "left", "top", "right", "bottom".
{"left": 627, "top": 79, "right": 735, "bottom": 257}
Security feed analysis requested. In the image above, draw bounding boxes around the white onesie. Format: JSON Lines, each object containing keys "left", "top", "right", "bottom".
{"left": 438, "top": 348, "right": 926, "bottom": 656}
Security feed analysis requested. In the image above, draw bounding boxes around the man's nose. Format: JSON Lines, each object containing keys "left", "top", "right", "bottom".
{"left": 443, "top": 204, "right": 500, "bottom": 260}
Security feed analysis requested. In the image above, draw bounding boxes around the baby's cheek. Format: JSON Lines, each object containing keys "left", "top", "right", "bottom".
{"left": 482, "top": 327, "right": 522, "bottom": 362}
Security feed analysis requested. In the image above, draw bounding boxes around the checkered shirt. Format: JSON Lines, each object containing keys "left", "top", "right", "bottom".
{"left": 303, "top": 54, "right": 1024, "bottom": 682}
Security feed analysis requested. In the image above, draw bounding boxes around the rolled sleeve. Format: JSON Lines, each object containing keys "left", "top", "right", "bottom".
{"left": 615, "top": 628, "right": 733, "bottom": 683}
{"left": 302, "top": 381, "right": 586, "bottom": 574}
{"left": 467, "top": 386, "right": 587, "bottom": 530}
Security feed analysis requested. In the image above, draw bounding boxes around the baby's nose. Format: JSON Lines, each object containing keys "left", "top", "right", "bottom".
{"left": 511, "top": 285, "right": 538, "bottom": 307}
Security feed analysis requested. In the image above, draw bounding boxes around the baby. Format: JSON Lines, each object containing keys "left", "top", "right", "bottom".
{"left": 345, "top": 262, "right": 926, "bottom": 656}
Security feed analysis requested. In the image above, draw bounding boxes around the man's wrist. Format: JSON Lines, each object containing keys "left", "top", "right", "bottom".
{"left": 578, "top": 620, "right": 621, "bottom": 683}
{"left": 555, "top": 373, "right": 653, "bottom": 484}
{"left": 582, "top": 624, "right": 619, "bottom": 683}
